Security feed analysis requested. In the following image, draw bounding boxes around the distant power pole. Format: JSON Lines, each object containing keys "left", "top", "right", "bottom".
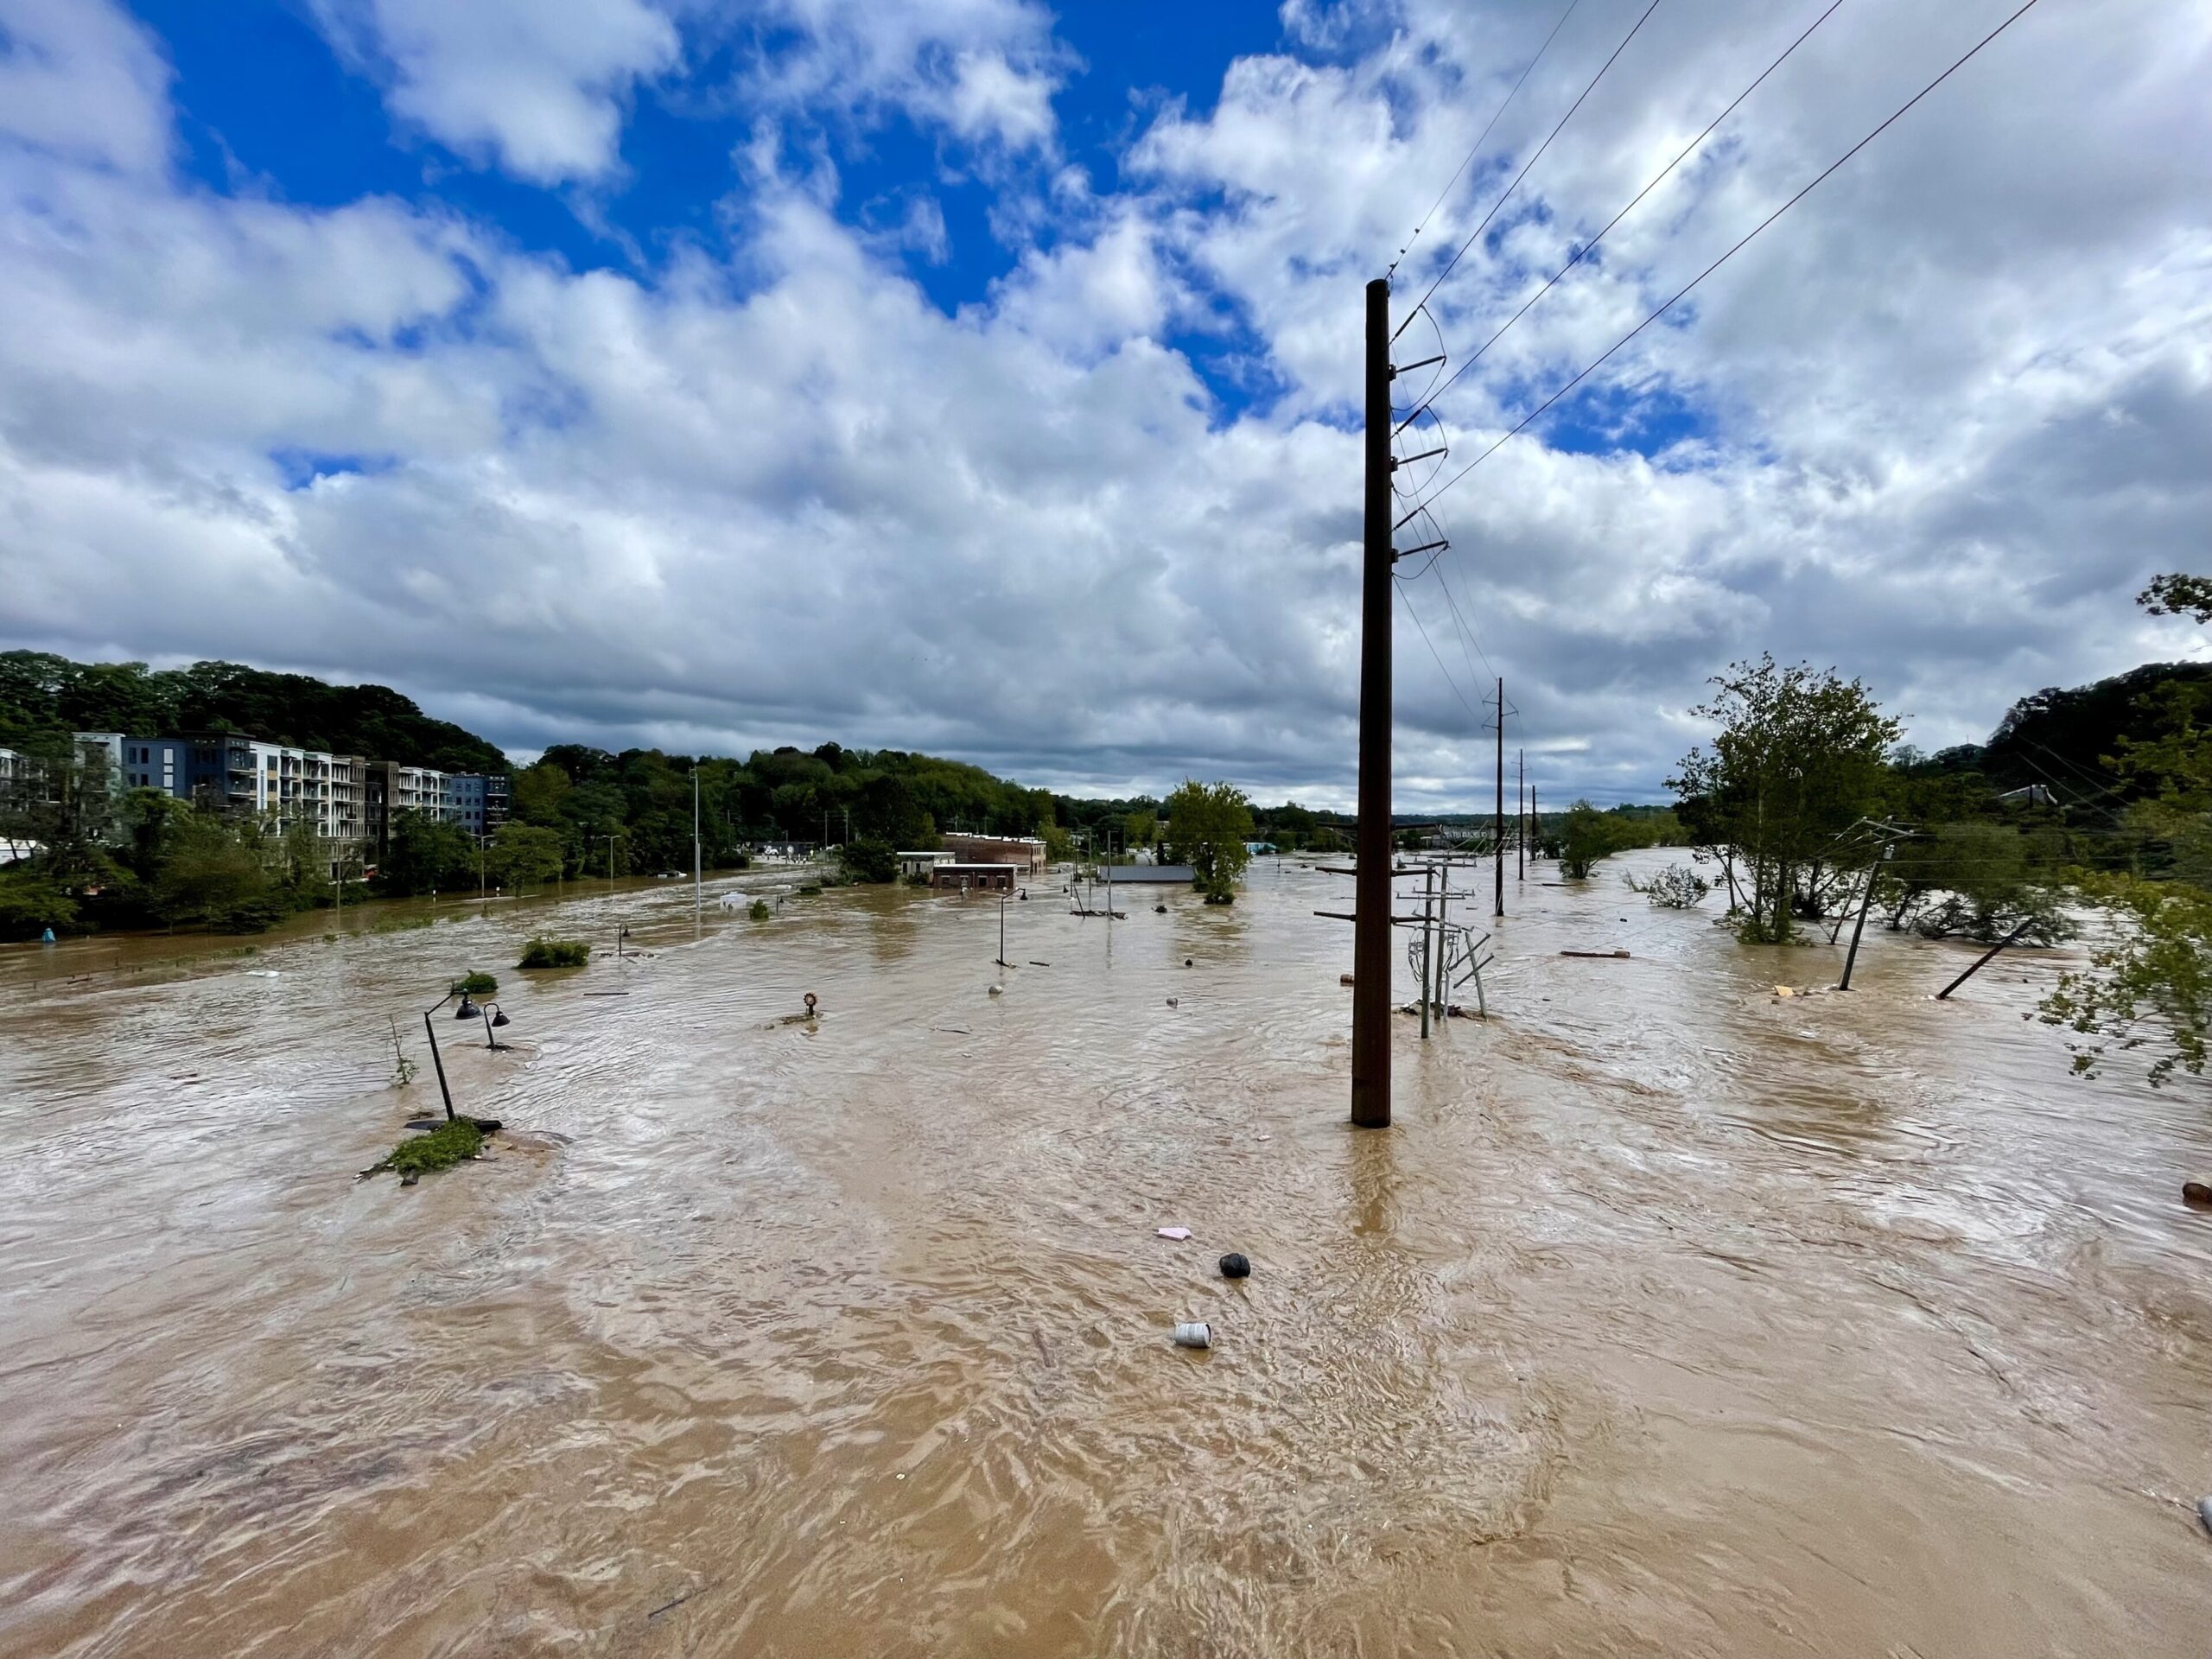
{"left": 1516, "top": 748, "right": 1524, "bottom": 883}
{"left": 1493, "top": 676, "right": 1505, "bottom": 919}
{"left": 1351, "top": 276, "right": 1394, "bottom": 1131}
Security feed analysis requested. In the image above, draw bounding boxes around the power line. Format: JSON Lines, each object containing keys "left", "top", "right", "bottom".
{"left": 1401, "top": 0, "right": 2045, "bottom": 527}
{"left": 1396, "top": 0, "right": 1664, "bottom": 340}
{"left": 1404, "top": 6, "right": 2048, "bottom": 530}
{"left": 1398, "top": 0, "right": 1850, "bottom": 436}
{"left": 1388, "top": 0, "right": 1585, "bottom": 279}
{"left": 1431, "top": 556, "right": 1498, "bottom": 686}
{"left": 1397, "top": 582, "right": 1485, "bottom": 728}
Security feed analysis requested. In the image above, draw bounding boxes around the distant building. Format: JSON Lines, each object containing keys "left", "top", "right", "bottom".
{"left": 0, "top": 747, "right": 41, "bottom": 814}
{"left": 898, "top": 850, "right": 952, "bottom": 880}
{"left": 112, "top": 733, "right": 363, "bottom": 875}
{"left": 943, "top": 833, "right": 1049, "bottom": 871}
{"left": 73, "top": 733, "right": 125, "bottom": 800}
{"left": 448, "top": 772, "right": 489, "bottom": 836}
{"left": 930, "top": 861, "right": 1017, "bottom": 892}
{"left": 359, "top": 762, "right": 509, "bottom": 851}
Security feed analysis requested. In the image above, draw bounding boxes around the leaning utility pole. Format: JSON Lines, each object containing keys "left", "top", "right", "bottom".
{"left": 1516, "top": 748, "right": 1525, "bottom": 883}
{"left": 1351, "top": 276, "right": 1393, "bottom": 1130}
{"left": 1493, "top": 676, "right": 1505, "bottom": 919}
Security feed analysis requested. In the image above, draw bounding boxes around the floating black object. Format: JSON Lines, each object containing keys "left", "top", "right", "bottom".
{"left": 1154, "top": 904, "right": 1166, "bottom": 914}
{"left": 1219, "top": 1252, "right": 1250, "bottom": 1280}
{"left": 1183, "top": 958, "right": 1193, "bottom": 968}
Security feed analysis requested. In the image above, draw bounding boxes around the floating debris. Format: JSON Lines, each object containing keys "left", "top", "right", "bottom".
{"left": 1157, "top": 1227, "right": 1192, "bottom": 1242}
{"left": 1219, "top": 1253, "right": 1250, "bottom": 1279}
{"left": 1173, "top": 1322, "right": 1211, "bottom": 1350}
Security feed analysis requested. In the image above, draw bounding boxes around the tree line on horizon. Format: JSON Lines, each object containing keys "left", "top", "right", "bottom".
{"left": 10, "top": 631, "right": 2212, "bottom": 1037}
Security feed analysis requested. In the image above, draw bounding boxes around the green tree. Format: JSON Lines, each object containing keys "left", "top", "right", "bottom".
{"left": 1557, "top": 800, "right": 1622, "bottom": 879}
{"left": 1669, "top": 656, "right": 1902, "bottom": 944}
{"left": 1162, "top": 779, "right": 1255, "bottom": 903}
{"left": 490, "top": 822, "right": 565, "bottom": 893}
{"left": 381, "top": 810, "right": 476, "bottom": 896}
{"left": 839, "top": 837, "right": 897, "bottom": 884}
{"left": 153, "top": 814, "right": 278, "bottom": 931}
{"left": 1878, "top": 822, "right": 2069, "bottom": 944}
{"left": 0, "top": 868, "right": 79, "bottom": 938}
{"left": 2038, "top": 576, "right": 2212, "bottom": 1083}
{"left": 2042, "top": 874, "right": 2212, "bottom": 1086}
{"left": 2139, "top": 573, "right": 2212, "bottom": 626}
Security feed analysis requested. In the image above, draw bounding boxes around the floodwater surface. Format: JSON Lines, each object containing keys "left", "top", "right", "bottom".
{"left": 3, "top": 852, "right": 2209, "bottom": 1656}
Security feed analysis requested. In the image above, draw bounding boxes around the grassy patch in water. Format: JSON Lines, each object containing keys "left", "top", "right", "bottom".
{"left": 450, "top": 970, "right": 499, "bottom": 995}
{"left": 518, "top": 936, "right": 590, "bottom": 969}
{"left": 375, "top": 1116, "right": 484, "bottom": 1177}
{"left": 796, "top": 883, "right": 823, "bottom": 897}
{"left": 747, "top": 899, "right": 771, "bottom": 921}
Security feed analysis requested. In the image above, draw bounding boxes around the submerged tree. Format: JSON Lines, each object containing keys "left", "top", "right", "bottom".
{"left": 1162, "top": 779, "right": 1254, "bottom": 903}
{"left": 1669, "top": 656, "right": 1901, "bottom": 944}
{"left": 2038, "top": 574, "right": 2212, "bottom": 1082}
{"left": 1556, "top": 800, "right": 1621, "bottom": 879}
{"left": 2042, "top": 875, "right": 2212, "bottom": 1085}
{"left": 1878, "top": 821, "right": 2071, "bottom": 945}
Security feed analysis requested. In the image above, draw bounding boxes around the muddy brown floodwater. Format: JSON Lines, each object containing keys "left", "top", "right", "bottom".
{"left": 3, "top": 851, "right": 2211, "bottom": 1656}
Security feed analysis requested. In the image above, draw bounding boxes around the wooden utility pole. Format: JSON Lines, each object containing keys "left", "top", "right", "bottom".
{"left": 1493, "top": 676, "right": 1505, "bottom": 918}
{"left": 1937, "top": 918, "right": 2035, "bottom": 1001}
{"left": 1352, "top": 277, "right": 1393, "bottom": 1129}
{"left": 1516, "top": 748, "right": 1524, "bottom": 883}
{"left": 1530, "top": 784, "right": 1538, "bottom": 860}
{"left": 1837, "top": 844, "right": 1889, "bottom": 991}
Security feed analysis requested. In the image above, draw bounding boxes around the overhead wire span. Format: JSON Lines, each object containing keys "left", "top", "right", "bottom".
{"left": 1396, "top": 0, "right": 1664, "bottom": 340}
{"left": 1430, "top": 555, "right": 1497, "bottom": 687}
{"left": 1398, "top": 0, "right": 2048, "bottom": 527}
{"left": 1397, "top": 582, "right": 1486, "bottom": 728}
{"left": 1388, "top": 0, "right": 1586, "bottom": 279}
{"left": 1398, "top": 0, "right": 1851, "bottom": 435}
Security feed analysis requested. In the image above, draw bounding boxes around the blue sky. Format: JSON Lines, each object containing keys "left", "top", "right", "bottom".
{"left": 141, "top": 2, "right": 1296, "bottom": 409}
{"left": 2, "top": 0, "right": 2207, "bottom": 804}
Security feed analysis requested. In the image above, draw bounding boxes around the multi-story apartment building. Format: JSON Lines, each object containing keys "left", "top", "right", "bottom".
{"left": 448, "top": 772, "right": 489, "bottom": 836}
{"left": 2, "top": 735, "right": 125, "bottom": 819}
{"left": 116, "top": 734, "right": 364, "bottom": 876}
{"left": 13, "top": 728, "right": 505, "bottom": 877}
{"left": 359, "top": 763, "right": 509, "bottom": 854}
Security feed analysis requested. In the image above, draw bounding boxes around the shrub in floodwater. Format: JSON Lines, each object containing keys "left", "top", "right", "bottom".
{"left": 1627, "top": 864, "right": 1711, "bottom": 909}
{"left": 450, "top": 970, "right": 499, "bottom": 995}
{"left": 518, "top": 936, "right": 590, "bottom": 969}
{"left": 747, "top": 899, "right": 771, "bottom": 921}
{"left": 373, "top": 1116, "right": 483, "bottom": 1178}
{"left": 797, "top": 883, "right": 823, "bottom": 896}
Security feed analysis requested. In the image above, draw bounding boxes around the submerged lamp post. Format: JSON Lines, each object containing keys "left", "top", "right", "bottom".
{"left": 419, "top": 985, "right": 515, "bottom": 1122}
{"left": 422, "top": 990, "right": 461, "bottom": 1121}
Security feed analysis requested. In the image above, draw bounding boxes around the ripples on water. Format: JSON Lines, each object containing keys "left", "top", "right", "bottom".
{"left": 3, "top": 854, "right": 2210, "bottom": 1656}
